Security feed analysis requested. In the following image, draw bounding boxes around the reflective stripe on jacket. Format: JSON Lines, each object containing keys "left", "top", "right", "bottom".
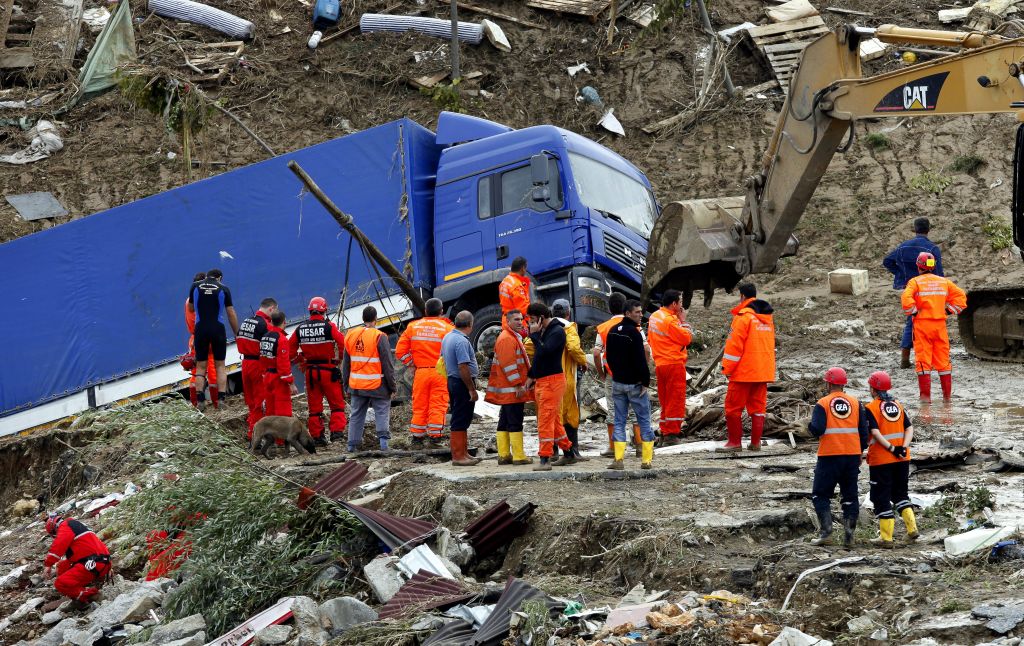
{"left": 396, "top": 317, "right": 454, "bottom": 368}
{"left": 486, "top": 327, "right": 533, "bottom": 405}
{"left": 648, "top": 307, "right": 692, "bottom": 366}
{"left": 722, "top": 298, "right": 776, "bottom": 382}
{"left": 901, "top": 274, "right": 967, "bottom": 319}
{"left": 345, "top": 326, "right": 385, "bottom": 390}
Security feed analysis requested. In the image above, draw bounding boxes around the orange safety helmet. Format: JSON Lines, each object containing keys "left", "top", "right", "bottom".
{"left": 868, "top": 370, "right": 892, "bottom": 391}
{"left": 45, "top": 512, "right": 62, "bottom": 536}
{"left": 824, "top": 366, "right": 848, "bottom": 385}
{"left": 308, "top": 296, "right": 328, "bottom": 314}
{"left": 916, "top": 252, "right": 936, "bottom": 272}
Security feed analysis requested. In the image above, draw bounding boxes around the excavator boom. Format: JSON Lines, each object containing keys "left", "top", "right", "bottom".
{"left": 644, "top": 23, "right": 1024, "bottom": 359}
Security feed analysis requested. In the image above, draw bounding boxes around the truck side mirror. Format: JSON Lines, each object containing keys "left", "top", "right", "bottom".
{"left": 530, "top": 154, "right": 550, "bottom": 203}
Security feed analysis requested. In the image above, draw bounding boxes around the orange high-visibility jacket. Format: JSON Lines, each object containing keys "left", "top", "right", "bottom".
{"left": 722, "top": 298, "right": 776, "bottom": 382}
{"left": 486, "top": 325, "right": 533, "bottom": 405}
{"left": 901, "top": 273, "right": 967, "bottom": 319}
{"left": 344, "top": 326, "right": 385, "bottom": 390}
{"left": 396, "top": 317, "right": 454, "bottom": 368}
{"left": 648, "top": 307, "right": 692, "bottom": 366}
{"left": 866, "top": 397, "right": 910, "bottom": 466}
{"left": 816, "top": 392, "right": 862, "bottom": 457}
{"left": 499, "top": 273, "right": 531, "bottom": 315}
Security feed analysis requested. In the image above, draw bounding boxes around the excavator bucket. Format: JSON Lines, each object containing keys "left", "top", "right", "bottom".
{"left": 642, "top": 196, "right": 798, "bottom": 308}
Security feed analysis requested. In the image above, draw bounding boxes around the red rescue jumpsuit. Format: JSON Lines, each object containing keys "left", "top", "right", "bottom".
{"left": 901, "top": 273, "right": 967, "bottom": 400}
{"left": 237, "top": 310, "right": 272, "bottom": 437}
{"left": 260, "top": 324, "right": 294, "bottom": 417}
{"left": 396, "top": 317, "right": 455, "bottom": 439}
{"left": 45, "top": 519, "right": 111, "bottom": 603}
{"left": 648, "top": 307, "right": 693, "bottom": 438}
{"left": 289, "top": 314, "right": 347, "bottom": 439}
{"left": 722, "top": 298, "right": 777, "bottom": 447}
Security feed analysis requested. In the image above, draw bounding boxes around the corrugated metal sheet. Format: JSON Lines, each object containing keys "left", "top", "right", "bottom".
{"left": 378, "top": 570, "right": 474, "bottom": 619}
{"left": 463, "top": 501, "right": 537, "bottom": 558}
{"left": 312, "top": 462, "right": 369, "bottom": 500}
{"left": 422, "top": 619, "right": 476, "bottom": 646}
{"left": 339, "top": 501, "right": 437, "bottom": 550}
{"left": 471, "top": 578, "right": 562, "bottom": 646}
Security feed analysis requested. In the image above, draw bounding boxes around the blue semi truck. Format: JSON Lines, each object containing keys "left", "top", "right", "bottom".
{"left": 0, "top": 111, "right": 658, "bottom": 435}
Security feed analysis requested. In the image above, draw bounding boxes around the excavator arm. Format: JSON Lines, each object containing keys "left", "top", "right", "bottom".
{"left": 644, "top": 23, "right": 1024, "bottom": 308}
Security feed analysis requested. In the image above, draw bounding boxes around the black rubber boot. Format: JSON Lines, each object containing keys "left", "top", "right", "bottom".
{"left": 843, "top": 516, "right": 857, "bottom": 547}
{"left": 810, "top": 509, "right": 833, "bottom": 546}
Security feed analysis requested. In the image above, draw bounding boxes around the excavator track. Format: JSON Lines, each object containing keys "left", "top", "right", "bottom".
{"left": 958, "top": 286, "right": 1024, "bottom": 362}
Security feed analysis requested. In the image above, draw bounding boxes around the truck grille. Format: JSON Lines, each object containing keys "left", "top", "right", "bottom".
{"left": 603, "top": 232, "right": 646, "bottom": 274}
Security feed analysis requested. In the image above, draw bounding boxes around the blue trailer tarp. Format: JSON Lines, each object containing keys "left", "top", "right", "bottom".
{"left": 0, "top": 118, "right": 440, "bottom": 416}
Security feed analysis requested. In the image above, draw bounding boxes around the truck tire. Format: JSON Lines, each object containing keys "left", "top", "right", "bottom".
{"left": 469, "top": 304, "right": 504, "bottom": 360}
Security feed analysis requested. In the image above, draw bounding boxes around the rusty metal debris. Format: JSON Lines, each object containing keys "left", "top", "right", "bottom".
{"left": 339, "top": 501, "right": 437, "bottom": 549}
{"left": 462, "top": 500, "right": 537, "bottom": 558}
{"left": 311, "top": 461, "right": 369, "bottom": 500}
{"left": 377, "top": 570, "right": 473, "bottom": 619}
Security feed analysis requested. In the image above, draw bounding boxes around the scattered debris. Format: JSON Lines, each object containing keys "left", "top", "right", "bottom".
{"left": 781, "top": 557, "right": 864, "bottom": 611}
{"left": 481, "top": 19, "right": 511, "bottom": 52}
{"left": 339, "top": 500, "right": 437, "bottom": 549}
{"left": 526, "top": 0, "right": 612, "bottom": 20}
{"left": 451, "top": 1, "right": 547, "bottom": 30}
{"left": 859, "top": 37, "right": 889, "bottom": 61}
{"left": 182, "top": 41, "right": 246, "bottom": 85}
{"left": 770, "top": 627, "right": 834, "bottom": 646}
{"left": 462, "top": 500, "right": 537, "bottom": 558}
{"left": 945, "top": 525, "right": 1017, "bottom": 556}
{"left": 972, "top": 601, "right": 1024, "bottom": 634}
{"left": 148, "top": 0, "right": 255, "bottom": 39}
{"left": 377, "top": 570, "right": 473, "bottom": 619}
{"left": 398, "top": 544, "right": 457, "bottom": 579}
{"left": 0, "top": 120, "right": 63, "bottom": 165}
{"left": 567, "top": 62, "right": 591, "bottom": 77}
{"left": 766, "top": 0, "right": 819, "bottom": 23}
{"left": 5, "top": 192, "right": 67, "bottom": 221}
{"left": 360, "top": 14, "right": 484, "bottom": 44}
{"left": 828, "top": 267, "right": 870, "bottom": 295}
{"left": 309, "top": 461, "right": 370, "bottom": 501}
{"left": 318, "top": 597, "right": 378, "bottom": 635}
{"left": 82, "top": 7, "right": 111, "bottom": 32}
{"left": 939, "top": 7, "right": 973, "bottom": 22}
{"left": 363, "top": 555, "right": 404, "bottom": 603}
{"left": 746, "top": 16, "right": 829, "bottom": 92}
{"left": 625, "top": 2, "right": 657, "bottom": 27}
{"left": 598, "top": 109, "right": 625, "bottom": 136}
{"left": 807, "top": 319, "right": 871, "bottom": 338}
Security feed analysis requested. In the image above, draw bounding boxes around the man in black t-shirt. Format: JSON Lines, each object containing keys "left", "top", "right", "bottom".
{"left": 186, "top": 268, "right": 240, "bottom": 404}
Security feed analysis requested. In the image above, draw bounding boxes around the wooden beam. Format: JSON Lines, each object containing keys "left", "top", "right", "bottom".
{"left": 63, "top": 0, "right": 84, "bottom": 64}
{"left": 0, "top": 47, "right": 33, "bottom": 68}
{"left": 449, "top": 0, "right": 547, "bottom": 29}
{"left": 825, "top": 6, "right": 873, "bottom": 17}
{"left": 0, "top": 0, "right": 14, "bottom": 50}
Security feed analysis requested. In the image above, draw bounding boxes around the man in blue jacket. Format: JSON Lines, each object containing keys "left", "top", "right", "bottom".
{"left": 883, "top": 218, "right": 943, "bottom": 369}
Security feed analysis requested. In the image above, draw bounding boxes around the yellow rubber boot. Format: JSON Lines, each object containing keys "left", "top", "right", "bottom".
{"left": 870, "top": 518, "right": 896, "bottom": 548}
{"left": 641, "top": 440, "right": 654, "bottom": 470}
{"left": 496, "top": 431, "right": 511, "bottom": 465}
{"left": 902, "top": 508, "right": 920, "bottom": 542}
{"left": 510, "top": 432, "right": 533, "bottom": 465}
{"left": 607, "top": 441, "right": 626, "bottom": 470}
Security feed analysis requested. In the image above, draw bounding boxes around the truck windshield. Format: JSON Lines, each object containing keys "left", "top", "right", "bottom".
{"left": 569, "top": 152, "right": 657, "bottom": 238}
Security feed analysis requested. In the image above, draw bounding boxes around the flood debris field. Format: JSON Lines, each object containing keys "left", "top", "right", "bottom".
{"left": 4, "top": 0, "right": 1024, "bottom": 642}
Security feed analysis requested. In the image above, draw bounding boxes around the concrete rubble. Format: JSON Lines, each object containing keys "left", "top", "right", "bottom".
{"left": 318, "top": 597, "right": 378, "bottom": 635}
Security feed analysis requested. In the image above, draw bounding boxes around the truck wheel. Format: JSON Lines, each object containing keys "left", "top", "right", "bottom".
{"left": 469, "top": 304, "right": 504, "bottom": 359}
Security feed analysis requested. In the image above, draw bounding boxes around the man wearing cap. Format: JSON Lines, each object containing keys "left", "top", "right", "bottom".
{"left": 551, "top": 299, "right": 588, "bottom": 462}
{"left": 883, "top": 217, "right": 943, "bottom": 369}
{"left": 807, "top": 367, "right": 872, "bottom": 548}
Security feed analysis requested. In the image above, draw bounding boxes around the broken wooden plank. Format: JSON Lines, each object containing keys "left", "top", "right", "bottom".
{"left": 746, "top": 14, "right": 825, "bottom": 39}
{"left": 750, "top": 25, "right": 827, "bottom": 46}
{"left": 408, "top": 71, "right": 449, "bottom": 89}
{"left": 450, "top": 0, "right": 547, "bottom": 29}
{"left": 0, "top": 47, "right": 33, "bottom": 68}
{"left": 742, "top": 78, "right": 781, "bottom": 97}
{"left": 63, "top": 0, "right": 84, "bottom": 64}
{"left": 825, "top": 6, "right": 873, "bottom": 16}
{"left": 0, "top": 0, "right": 13, "bottom": 52}
{"left": 526, "top": 0, "right": 612, "bottom": 19}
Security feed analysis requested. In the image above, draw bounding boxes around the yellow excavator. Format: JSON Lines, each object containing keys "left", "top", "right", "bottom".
{"left": 643, "top": 22, "right": 1024, "bottom": 361}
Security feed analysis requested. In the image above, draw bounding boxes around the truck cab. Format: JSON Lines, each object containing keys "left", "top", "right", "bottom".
{"left": 429, "top": 113, "right": 657, "bottom": 352}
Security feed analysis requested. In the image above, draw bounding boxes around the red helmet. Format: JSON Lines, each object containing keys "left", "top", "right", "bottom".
{"left": 824, "top": 367, "right": 848, "bottom": 385}
{"left": 868, "top": 370, "right": 892, "bottom": 391}
{"left": 45, "top": 513, "right": 62, "bottom": 536}
{"left": 179, "top": 352, "right": 196, "bottom": 372}
{"left": 308, "top": 297, "right": 328, "bottom": 314}
{"left": 916, "top": 252, "right": 936, "bottom": 272}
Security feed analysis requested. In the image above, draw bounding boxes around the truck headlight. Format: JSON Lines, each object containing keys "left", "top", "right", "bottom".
{"left": 577, "top": 276, "right": 608, "bottom": 292}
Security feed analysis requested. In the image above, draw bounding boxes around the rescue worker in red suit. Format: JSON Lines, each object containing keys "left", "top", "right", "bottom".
{"left": 289, "top": 297, "right": 347, "bottom": 446}
{"left": 236, "top": 297, "right": 278, "bottom": 438}
{"left": 44, "top": 514, "right": 111, "bottom": 607}
{"left": 261, "top": 310, "right": 296, "bottom": 418}
{"left": 183, "top": 272, "right": 218, "bottom": 409}
{"left": 807, "top": 367, "right": 872, "bottom": 548}
{"left": 719, "top": 283, "right": 776, "bottom": 452}
{"left": 901, "top": 252, "right": 967, "bottom": 402}
{"left": 395, "top": 298, "right": 454, "bottom": 447}
{"left": 647, "top": 289, "right": 693, "bottom": 447}
{"left": 864, "top": 370, "right": 918, "bottom": 548}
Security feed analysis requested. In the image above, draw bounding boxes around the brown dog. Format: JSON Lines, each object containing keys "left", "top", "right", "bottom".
{"left": 250, "top": 416, "right": 317, "bottom": 458}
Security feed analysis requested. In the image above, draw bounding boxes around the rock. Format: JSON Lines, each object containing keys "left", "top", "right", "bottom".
{"left": 363, "top": 556, "right": 403, "bottom": 604}
{"left": 438, "top": 555, "right": 462, "bottom": 578}
{"left": 972, "top": 602, "right": 1024, "bottom": 634}
{"left": 318, "top": 597, "right": 377, "bottom": 635}
{"left": 440, "top": 494, "right": 482, "bottom": 530}
{"left": 769, "top": 627, "right": 834, "bottom": 646}
{"left": 101, "top": 575, "right": 140, "bottom": 599}
{"left": 848, "top": 611, "right": 882, "bottom": 634}
{"left": 63, "top": 626, "right": 103, "bottom": 646}
{"left": 162, "top": 633, "right": 206, "bottom": 646}
{"left": 870, "top": 628, "right": 888, "bottom": 641}
{"left": 730, "top": 566, "right": 757, "bottom": 589}
{"left": 808, "top": 317, "right": 869, "bottom": 336}
{"left": 41, "top": 611, "right": 63, "bottom": 626}
{"left": 7, "top": 597, "right": 45, "bottom": 622}
{"left": 916, "top": 563, "right": 934, "bottom": 574}
{"left": 290, "top": 597, "right": 327, "bottom": 646}
{"left": 435, "top": 527, "right": 475, "bottom": 568}
{"left": 254, "top": 624, "right": 293, "bottom": 646}
{"left": 683, "top": 509, "right": 812, "bottom": 531}
{"left": 34, "top": 618, "right": 82, "bottom": 646}
{"left": 939, "top": 433, "right": 975, "bottom": 450}
{"left": 10, "top": 498, "right": 39, "bottom": 517}
{"left": 150, "top": 614, "right": 206, "bottom": 644}
{"left": 89, "top": 580, "right": 166, "bottom": 627}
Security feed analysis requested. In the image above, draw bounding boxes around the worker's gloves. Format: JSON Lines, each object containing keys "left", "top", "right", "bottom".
{"left": 889, "top": 445, "right": 908, "bottom": 459}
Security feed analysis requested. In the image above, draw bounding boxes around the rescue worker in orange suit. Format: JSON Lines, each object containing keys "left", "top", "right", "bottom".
{"left": 43, "top": 514, "right": 111, "bottom": 607}
{"left": 807, "top": 367, "right": 871, "bottom": 548}
{"left": 864, "top": 370, "right": 918, "bottom": 548}
{"left": 593, "top": 293, "right": 651, "bottom": 458}
{"left": 236, "top": 297, "right": 278, "bottom": 438}
{"left": 395, "top": 298, "right": 454, "bottom": 448}
{"left": 486, "top": 309, "right": 534, "bottom": 465}
{"left": 290, "top": 297, "right": 347, "bottom": 446}
{"left": 550, "top": 299, "right": 588, "bottom": 462}
{"left": 499, "top": 256, "right": 531, "bottom": 332}
{"left": 901, "top": 252, "right": 967, "bottom": 402}
{"left": 648, "top": 289, "right": 693, "bottom": 447}
{"left": 525, "top": 302, "right": 574, "bottom": 471}
{"left": 183, "top": 272, "right": 218, "bottom": 409}
{"left": 719, "top": 283, "right": 776, "bottom": 452}
{"left": 261, "top": 310, "right": 297, "bottom": 417}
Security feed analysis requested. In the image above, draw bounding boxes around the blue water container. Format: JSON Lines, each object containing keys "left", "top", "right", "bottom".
{"left": 313, "top": 0, "right": 340, "bottom": 30}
